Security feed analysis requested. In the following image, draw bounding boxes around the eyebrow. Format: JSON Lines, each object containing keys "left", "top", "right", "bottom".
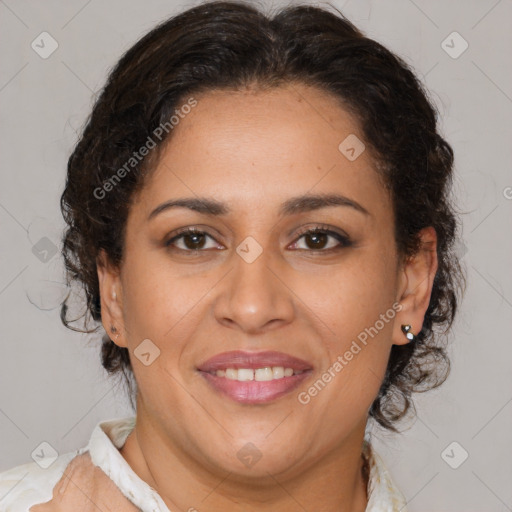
{"left": 147, "top": 193, "right": 370, "bottom": 221}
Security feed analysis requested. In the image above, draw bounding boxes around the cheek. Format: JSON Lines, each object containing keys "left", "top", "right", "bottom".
{"left": 295, "top": 248, "right": 397, "bottom": 390}
{"left": 120, "top": 250, "right": 216, "bottom": 356}
{"left": 302, "top": 283, "right": 395, "bottom": 427}
{"left": 296, "top": 245, "right": 397, "bottom": 333}
{"left": 120, "top": 252, "right": 183, "bottom": 338}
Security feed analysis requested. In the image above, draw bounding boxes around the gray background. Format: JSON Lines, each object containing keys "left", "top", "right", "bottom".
{"left": 1, "top": 0, "right": 511, "bottom": 510}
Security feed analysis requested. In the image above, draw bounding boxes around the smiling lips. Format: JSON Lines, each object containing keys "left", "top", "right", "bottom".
{"left": 197, "top": 350, "right": 313, "bottom": 404}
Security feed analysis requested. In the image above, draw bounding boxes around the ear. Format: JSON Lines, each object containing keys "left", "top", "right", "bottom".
{"left": 393, "top": 226, "right": 438, "bottom": 346}
{"left": 96, "top": 249, "right": 127, "bottom": 348}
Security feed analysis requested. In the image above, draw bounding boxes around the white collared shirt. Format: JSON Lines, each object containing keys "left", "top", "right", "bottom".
{"left": 0, "top": 416, "right": 408, "bottom": 511}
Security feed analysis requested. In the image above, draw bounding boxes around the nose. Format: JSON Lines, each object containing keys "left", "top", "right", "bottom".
{"left": 213, "top": 248, "right": 296, "bottom": 335}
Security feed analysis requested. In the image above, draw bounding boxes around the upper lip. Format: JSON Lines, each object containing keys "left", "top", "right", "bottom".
{"left": 197, "top": 350, "right": 313, "bottom": 372}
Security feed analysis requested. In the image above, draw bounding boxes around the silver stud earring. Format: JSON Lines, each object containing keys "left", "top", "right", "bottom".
{"left": 401, "top": 324, "right": 416, "bottom": 341}
{"left": 112, "top": 290, "right": 117, "bottom": 300}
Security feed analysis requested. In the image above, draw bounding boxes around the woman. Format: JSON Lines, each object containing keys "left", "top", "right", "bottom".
{"left": 0, "top": 1, "right": 465, "bottom": 510}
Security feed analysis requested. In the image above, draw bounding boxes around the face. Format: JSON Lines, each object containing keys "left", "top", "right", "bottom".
{"left": 98, "top": 83, "right": 437, "bottom": 481}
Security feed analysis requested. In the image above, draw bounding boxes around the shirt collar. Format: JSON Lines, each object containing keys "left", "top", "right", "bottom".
{"left": 362, "top": 439, "right": 408, "bottom": 511}
{"left": 87, "top": 416, "right": 170, "bottom": 512}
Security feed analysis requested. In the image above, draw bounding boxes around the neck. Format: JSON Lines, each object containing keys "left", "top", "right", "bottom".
{"left": 120, "top": 405, "right": 369, "bottom": 512}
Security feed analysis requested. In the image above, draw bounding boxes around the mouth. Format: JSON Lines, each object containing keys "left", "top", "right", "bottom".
{"left": 196, "top": 350, "right": 313, "bottom": 404}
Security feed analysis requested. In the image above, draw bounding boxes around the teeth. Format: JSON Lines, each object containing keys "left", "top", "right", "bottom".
{"left": 214, "top": 367, "right": 303, "bottom": 381}
{"left": 255, "top": 367, "right": 273, "bottom": 381}
{"left": 272, "top": 366, "right": 284, "bottom": 379}
{"left": 225, "top": 369, "right": 237, "bottom": 380}
{"left": 237, "top": 368, "right": 254, "bottom": 381}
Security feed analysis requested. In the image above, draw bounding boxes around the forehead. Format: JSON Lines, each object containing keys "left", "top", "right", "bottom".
{"left": 134, "top": 83, "right": 390, "bottom": 219}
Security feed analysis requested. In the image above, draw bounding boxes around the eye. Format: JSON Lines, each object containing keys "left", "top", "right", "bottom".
{"left": 165, "top": 225, "right": 352, "bottom": 253}
{"left": 290, "top": 226, "right": 352, "bottom": 252}
{"left": 165, "top": 228, "right": 222, "bottom": 251}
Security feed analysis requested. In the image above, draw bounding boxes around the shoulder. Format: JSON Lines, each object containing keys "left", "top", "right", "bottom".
{"left": 0, "top": 450, "right": 79, "bottom": 512}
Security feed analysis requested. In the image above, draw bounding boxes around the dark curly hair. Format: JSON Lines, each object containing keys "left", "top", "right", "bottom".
{"left": 60, "top": 0, "right": 466, "bottom": 432}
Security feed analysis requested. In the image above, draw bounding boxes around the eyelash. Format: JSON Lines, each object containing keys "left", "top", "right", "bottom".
{"left": 165, "top": 225, "right": 353, "bottom": 254}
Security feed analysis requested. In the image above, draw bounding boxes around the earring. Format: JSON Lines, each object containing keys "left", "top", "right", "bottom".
{"left": 110, "top": 324, "right": 120, "bottom": 341}
{"left": 401, "top": 324, "right": 416, "bottom": 341}
{"left": 112, "top": 290, "right": 117, "bottom": 300}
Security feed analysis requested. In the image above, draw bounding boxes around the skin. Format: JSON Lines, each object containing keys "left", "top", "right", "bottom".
{"left": 97, "top": 83, "right": 438, "bottom": 512}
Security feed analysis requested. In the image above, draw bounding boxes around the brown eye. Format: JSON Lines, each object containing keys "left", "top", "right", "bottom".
{"left": 304, "top": 231, "right": 329, "bottom": 249}
{"left": 165, "top": 228, "right": 220, "bottom": 251}
{"left": 291, "top": 227, "right": 352, "bottom": 252}
{"left": 182, "top": 232, "right": 207, "bottom": 250}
